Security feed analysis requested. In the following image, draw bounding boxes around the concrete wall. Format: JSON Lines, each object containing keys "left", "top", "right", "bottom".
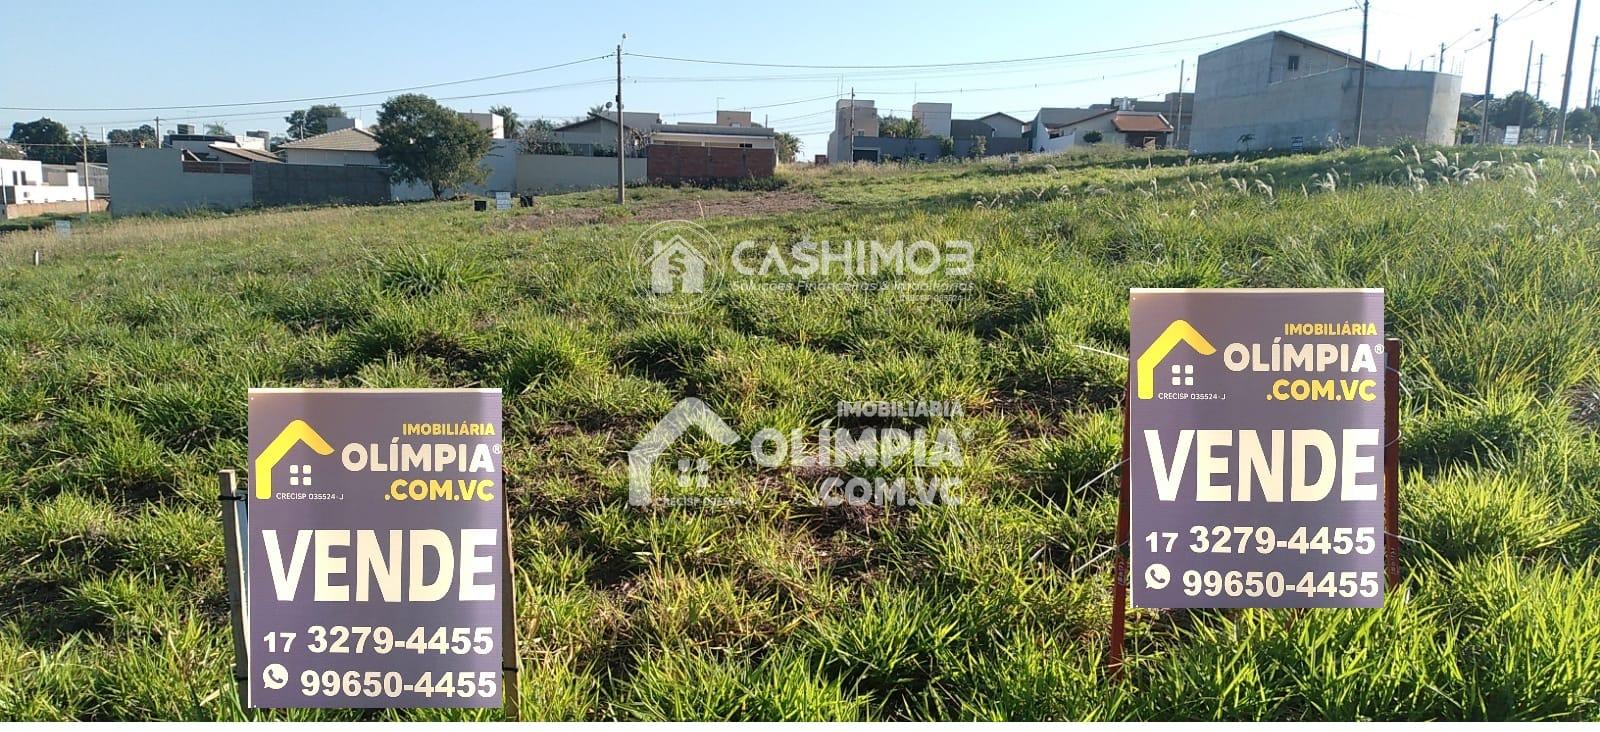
{"left": 252, "top": 163, "right": 391, "bottom": 207}
{"left": 108, "top": 146, "right": 253, "bottom": 215}
{"left": 1191, "top": 34, "right": 1460, "bottom": 153}
{"left": 514, "top": 154, "right": 646, "bottom": 194}
{"left": 954, "top": 136, "right": 1026, "bottom": 157}
{"left": 848, "top": 136, "right": 944, "bottom": 162}
{"left": 912, "top": 102, "right": 953, "bottom": 137}
{"left": 647, "top": 145, "right": 776, "bottom": 184}
{"left": 2, "top": 183, "right": 94, "bottom": 204}
{"left": 3, "top": 199, "right": 108, "bottom": 219}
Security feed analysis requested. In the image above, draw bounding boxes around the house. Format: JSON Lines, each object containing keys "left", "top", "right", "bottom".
{"left": 1025, "top": 106, "right": 1176, "bottom": 151}
{"left": 647, "top": 121, "right": 778, "bottom": 183}
{"left": 551, "top": 111, "right": 661, "bottom": 156}
{"left": 1024, "top": 107, "right": 1097, "bottom": 151}
{"left": 1090, "top": 94, "right": 1192, "bottom": 148}
{"left": 276, "top": 122, "right": 512, "bottom": 200}
{"left": 277, "top": 127, "right": 385, "bottom": 167}
{"left": 1, "top": 159, "right": 104, "bottom": 218}
{"left": 715, "top": 110, "right": 754, "bottom": 127}
{"left": 975, "top": 112, "right": 1026, "bottom": 139}
{"left": 1188, "top": 31, "right": 1460, "bottom": 153}
{"left": 163, "top": 131, "right": 272, "bottom": 160}
{"left": 826, "top": 99, "right": 1026, "bottom": 162}
{"left": 43, "top": 163, "right": 109, "bottom": 199}
{"left": 460, "top": 112, "right": 505, "bottom": 139}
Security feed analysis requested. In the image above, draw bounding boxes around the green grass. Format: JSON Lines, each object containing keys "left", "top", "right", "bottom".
{"left": 3, "top": 144, "right": 1600, "bottom": 720}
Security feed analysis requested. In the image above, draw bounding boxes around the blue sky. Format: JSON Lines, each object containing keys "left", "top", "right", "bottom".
{"left": 3, "top": 0, "right": 1594, "bottom": 155}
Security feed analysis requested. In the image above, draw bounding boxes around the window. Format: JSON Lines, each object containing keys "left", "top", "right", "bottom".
{"left": 1287, "top": 55, "right": 1301, "bottom": 71}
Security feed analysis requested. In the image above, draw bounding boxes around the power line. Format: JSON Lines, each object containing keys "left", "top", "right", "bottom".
{"left": 54, "top": 79, "right": 615, "bottom": 129}
{"left": 0, "top": 55, "right": 611, "bottom": 113}
{"left": 623, "top": 8, "right": 1355, "bottom": 70}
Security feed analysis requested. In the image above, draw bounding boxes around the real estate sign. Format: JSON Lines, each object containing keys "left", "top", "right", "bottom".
{"left": 246, "top": 388, "right": 504, "bottom": 708}
{"left": 1504, "top": 125, "right": 1522, "bottom": 145}
{"left": 1128, "top": 289, "right": 1386, "bottom": 608}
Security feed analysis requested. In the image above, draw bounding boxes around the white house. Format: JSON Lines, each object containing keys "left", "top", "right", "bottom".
{"left": 1, "top": 159, "right": 95, "bottom": 204}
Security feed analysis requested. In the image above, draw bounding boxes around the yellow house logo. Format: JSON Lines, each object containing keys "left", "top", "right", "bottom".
{"left": 254, "top": 419, "right": 334, "bottom": 499}
{"left": 1135, "top": 320, "right": 1217, "bottom": 399}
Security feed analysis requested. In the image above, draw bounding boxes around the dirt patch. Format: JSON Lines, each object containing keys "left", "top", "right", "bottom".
{"left": 503, "top": 191, "right": 829, "bottom": 231}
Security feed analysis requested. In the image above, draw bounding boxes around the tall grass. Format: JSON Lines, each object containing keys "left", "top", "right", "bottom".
{"left": 2, "top": 145, "right": 1599, "bottom": 720}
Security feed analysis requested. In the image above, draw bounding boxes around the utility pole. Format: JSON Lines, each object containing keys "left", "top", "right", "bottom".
{"left": 1355, "top": 0, "right": 1370, "bottom": 145}
{"left": 1557, "top": 0, "right": 1583, "bottom": 143}
{"left": 154, "top": 116, "right": 162, "bottom": 147}
{"left": 615, "top": 35, "right": 625, "bottom": 205}
{"left": 1525, "top": 41, "right": 1535, "bottom": 94}
{"left": 1537, "top": 54, "right": 1545, "bottom": 98}
{"left": 1173, "top": 59, "right": 1186, "bottom": 150}
{"left": 1481, "top": 14, "right": 1499, "bottom": 144}
{"left": 1439, "top": 42, "right": 1446, "bottom": 72}
{"left": 1588, "top": 35, "right": 1598, "bottom": 109}
{"left": 80, "top": 127, "right": 91, "bottom": 217}
{"left": 848, "top": 87, "right": 856, "bottom": 162}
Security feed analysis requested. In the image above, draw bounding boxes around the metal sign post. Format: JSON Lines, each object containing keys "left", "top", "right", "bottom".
{"left": 219, "top": 470, "right": 251, "bottom": 711}
{"left": 1107, "top": 291, "right": 1401, "bottom": 680}
{"left": 501, "top": 500, "right": 521, "bottom": 721}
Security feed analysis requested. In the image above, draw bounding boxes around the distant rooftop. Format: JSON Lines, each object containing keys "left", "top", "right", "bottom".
{"left": 277, "top": 127, "right": 380, "bottom": 152}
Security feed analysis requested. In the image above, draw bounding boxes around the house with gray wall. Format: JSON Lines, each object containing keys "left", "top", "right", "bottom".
{"left": 826, "top": 99, "right": 1027, "bottom": 162}
{"left": 550, "top": 111, "right": 660, "bottom": 156}
{"left": 1188, "top": 31, "right": 1461, "bottom": 153}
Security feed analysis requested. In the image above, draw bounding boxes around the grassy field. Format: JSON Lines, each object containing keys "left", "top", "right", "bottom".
{"left": 2, "top": 144, "right": 1599, "bottom": 720}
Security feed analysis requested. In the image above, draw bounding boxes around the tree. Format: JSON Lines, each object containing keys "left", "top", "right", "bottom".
{"left": 204, "top": 122, "right": 230, "bottom": 137}
{"left": 1563, "top": 107, "right": 1599, "bottom": 142}
{"left": 372, "top": 94, "right": 491, "bottom": 199}
{"left": 968, "top": 136, "right": 987, "bottom": 158}
{"left": 1082, "top": 130, "right": 1104, "bottom": 144}
{"left": 878, "top": 116, "right": 927, "bottom": 139}
{"left": 1490, "top": 91, "right": 1551, "bottom": 131}
{"left": 108, "top": 125, "right": 157, "bottom": 146}
{"left": 587, "top": 104, "right": 610, "bottom": 120}
{"left": 9, "top": 118, "right": 74, "bottom": 164}
{"left": 488, "top": 105, "right": 521, "bottom": 138}
{"left": 936, "top": 135, "right": 955, "bottom": 158}
{"left": 72, "top": 129, "right": 107, "bottom": 164}
{"left": 518, "top": 118, "right": 571, "bottom": 155}
{"left": 284, "top": 104, "right": 345, "bottom": 140}
{"left": 774, "top": 132, "right": 801, "bottom": 163}
{"left": 0, "top": 142, "right": 24, "bottom": 160}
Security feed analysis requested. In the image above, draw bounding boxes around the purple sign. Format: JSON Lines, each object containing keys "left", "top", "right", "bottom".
{"left": 1128, "top": 289, "right": 1386, "bottom": 608}
{"left": 246, "top": 389, "right": 504, "bottom": 708}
